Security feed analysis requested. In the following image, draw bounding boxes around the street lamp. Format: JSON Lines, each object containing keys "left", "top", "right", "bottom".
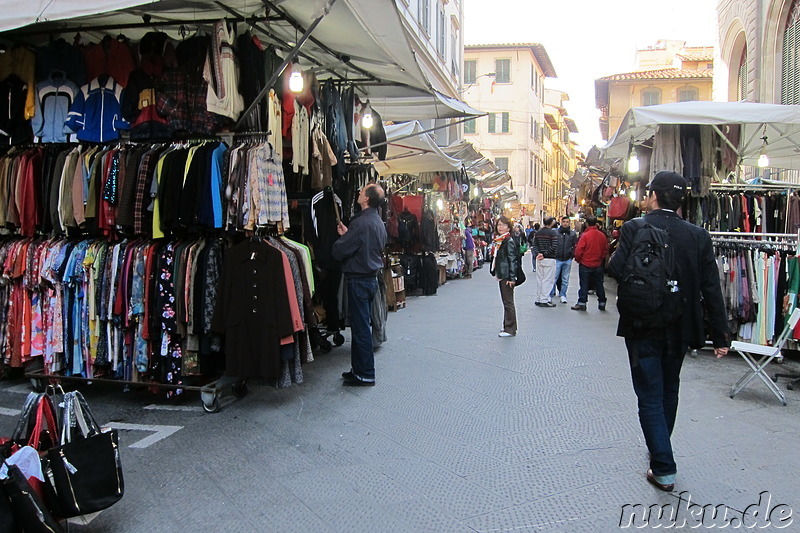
{"left": 460, "top": 72, "right": 496, "bottom": 93}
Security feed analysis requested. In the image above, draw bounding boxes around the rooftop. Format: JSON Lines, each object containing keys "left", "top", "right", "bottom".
{"left": 677, "top": 47, "right": 715, "bottom": 62}
{"left": 596, "top": 68, "right": 713, "bottom": 82}
{"left": 465, "top": 43, "right": 557, "bottom": 77}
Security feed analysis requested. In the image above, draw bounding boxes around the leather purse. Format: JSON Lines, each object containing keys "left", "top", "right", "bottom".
{"left": 43, "top": 392, "right": 124, "bottom": 518}
{"left": 608, "top": 196, "right": 632, "bottom": 220}
{"left": 1, "top": 463, "right": 63, "bottom": 533}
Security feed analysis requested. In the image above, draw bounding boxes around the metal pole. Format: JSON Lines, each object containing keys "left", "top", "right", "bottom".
{"left": 361, "top": 115, "right": 483, "bottom": 153}
{"left": 234, "top": 0, "right": 337, "bottom": 130}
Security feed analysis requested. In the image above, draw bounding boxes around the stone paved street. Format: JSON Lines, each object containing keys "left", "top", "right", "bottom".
{"left": 2, "top": 263, "right": 800, "bottom": 532}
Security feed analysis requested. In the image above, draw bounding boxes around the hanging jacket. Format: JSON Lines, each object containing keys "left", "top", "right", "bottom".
{"left": 0, "top": 75, "right": 33, "bottom": 145}
{"left": 65, "top": 76, "right": 130, "bottom": 142}
{"left": 32, "top": 74, "right": 79, "bottom": 142}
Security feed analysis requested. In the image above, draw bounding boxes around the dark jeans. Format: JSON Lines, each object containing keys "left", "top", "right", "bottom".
{"left": 577, "top": 264, "right": 606, "bottom": 305}
{"left": 625, "top": 336, "right": 686, "bottom": 477}
{"left": 499, "top": 280, "right": 516, "bottom": 334}
{"left": 347, "top": 276, "right": 378, "bottom": 382}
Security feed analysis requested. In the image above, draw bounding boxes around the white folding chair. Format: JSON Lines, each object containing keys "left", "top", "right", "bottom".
{"left": 729, "top": 308, "right": 800, "bottom": 406}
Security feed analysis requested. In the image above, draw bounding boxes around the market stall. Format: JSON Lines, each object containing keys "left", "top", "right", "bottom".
{"left": 0, "top": 0, "right": 483, "bottom": 409}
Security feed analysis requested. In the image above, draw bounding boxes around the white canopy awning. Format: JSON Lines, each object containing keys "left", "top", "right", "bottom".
{"left": 375, "top": 121, "right": 462, "bottom": 175}
{"left": 2, "top": 0, "right": 481, "bottom": 120}
{"left": 603, "top": 101, "right": 800, "bottom": 170}
{"left": 0, "top": 0, "right": 157, "bottom": 32}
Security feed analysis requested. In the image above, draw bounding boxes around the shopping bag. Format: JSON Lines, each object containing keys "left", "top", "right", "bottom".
{"left": 44, "top": 392, "right": 124, "bottom": 517}
{"left": 1, "top": 463, "right": 63, "bottom": 533}
{"left": 11, "top": 393, "right": 59, "bottom": 454}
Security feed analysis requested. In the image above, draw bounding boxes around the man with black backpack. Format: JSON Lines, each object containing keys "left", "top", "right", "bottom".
{"left": 608, "top": 171, "right": 729, "bottom": 493}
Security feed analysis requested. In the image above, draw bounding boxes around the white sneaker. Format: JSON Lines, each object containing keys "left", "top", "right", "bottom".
{"left": 498, "top": 331, "right": 515, "bottom": 337}
{"left": 560, "top": 296, "right": 568, "bottom": 304}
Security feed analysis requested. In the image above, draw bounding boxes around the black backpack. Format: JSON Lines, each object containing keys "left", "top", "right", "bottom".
{"left": 616, "top": 221, "right": 684, "bottom": 328}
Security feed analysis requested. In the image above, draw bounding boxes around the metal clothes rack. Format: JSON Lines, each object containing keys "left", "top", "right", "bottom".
{"left": 710, "top": 230, "right": 800, "bottom": 388}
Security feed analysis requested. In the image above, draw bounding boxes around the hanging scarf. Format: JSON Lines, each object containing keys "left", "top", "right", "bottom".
{"left": 490, "top": 232, "right": 510, "bottom": 274}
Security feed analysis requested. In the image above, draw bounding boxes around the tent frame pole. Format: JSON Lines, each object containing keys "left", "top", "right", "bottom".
{"left": 234, "top": 0, "right": 337, "bottom": 130}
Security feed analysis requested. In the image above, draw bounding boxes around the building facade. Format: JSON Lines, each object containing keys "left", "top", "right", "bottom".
{"left": 462, "top": 43, "right": 570, "bottom": 221}
{"left": 595, "top": 40, "right": 714, "bottom": 141}
{"left": 397, "top": 0, "right": 464, "bottom": 146}
{"left": 717, "top": 0, "right": 800, "bottom": 105}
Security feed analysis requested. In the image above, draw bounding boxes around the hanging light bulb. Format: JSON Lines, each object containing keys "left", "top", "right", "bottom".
{"left": 436, "top": 198, "right": 444, "bottom": 210}
{"left": 362, "top": 101, "right": 374, "bottom": 129}
{"left": 289, "top": 62, "right": 304, "bottom": 93}
{"left": 758, "top": 126, "right": 769, "bottom": 168}
{"left": 627, "top": 145, "right": 640, "bottom": 174}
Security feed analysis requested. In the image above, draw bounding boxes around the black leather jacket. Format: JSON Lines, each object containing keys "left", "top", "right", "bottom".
{"left": 491, "top": 237, "right": 519, "bottom": 282}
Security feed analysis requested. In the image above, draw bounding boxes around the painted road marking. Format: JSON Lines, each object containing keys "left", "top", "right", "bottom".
{"left": 105, "top": 422, "right": 183, "bottom": 449}
{"left": 67, "top": 511, "right": 102, "bottom": 525}
{"left": 0, "top": 407, "right": 21, "bottom": 416}
{"left": 143, "top": 404, "right": 202, "bottom": 412}
{"left": 2, "top": 383, "right": 35, "bottom": 394}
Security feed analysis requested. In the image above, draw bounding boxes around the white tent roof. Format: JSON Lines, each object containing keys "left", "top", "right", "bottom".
{"left": 1, "top": 0, "right": 481, "bottom": 120}
{"left": 0, "top": 0, "right": 157, "bottom": 32}
{"left": 603, "top": 101, "right": 800, "bottom": 170}
{"left": 374, "top": 121, "right": 462, "bottom": 175}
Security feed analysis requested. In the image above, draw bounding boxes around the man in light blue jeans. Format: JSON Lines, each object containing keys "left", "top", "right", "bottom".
{"left": 550, "top": 216, "right": 577, "bottom": 304}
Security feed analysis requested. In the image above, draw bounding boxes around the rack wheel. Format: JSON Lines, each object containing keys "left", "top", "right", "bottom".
{"left": 788, "top": 383, "right": 795, "bottom": 391}
{"left": 201, "top": 390, "right": 220, "bottom": 413}
{"left": 30, "top": 378, "right": 46, "bottom": 393}
{"left": 318, "top": 338, "right": 332, "bottom": 354}
{"left": 232, "top": 381, "right": 248, "bottom": 398}
{"left": 332, "top": 333, "right": 345, "bottom": 346}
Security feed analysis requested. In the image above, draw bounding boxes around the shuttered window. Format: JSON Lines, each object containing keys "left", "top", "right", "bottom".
{"left": 464, "top": 60, "right": 476, "bottom": 84}
{"left": 738, "top": 49, "right": 747, "bottom": 101}
{"left": 488, "top": 113, "right": 509, "bottom": 133}
{"left": 464, "top": 118, "right": 476, "bottom": 134}
{"left": 782, "top": 0, "right": 800, "bottom": 104}
{"left": 641, "top": 88, "right": 661, "bottom": 106}
{"left": 677, "top": 86, "right": 699, "bottom": 102}
{"left": 495, "top": 59, "right": 511, "bottom": 83}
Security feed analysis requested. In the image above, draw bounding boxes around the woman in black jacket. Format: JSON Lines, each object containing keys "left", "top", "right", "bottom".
{"left": 490, "top": 216, "right": 519, "bottom": 337}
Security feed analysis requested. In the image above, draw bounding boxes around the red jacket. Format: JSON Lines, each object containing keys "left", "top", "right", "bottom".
{"left": 574, "top": 225, "right": 609, "bottom": 268}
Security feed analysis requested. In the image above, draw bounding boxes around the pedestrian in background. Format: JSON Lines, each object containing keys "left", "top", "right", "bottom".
{"left": 532, "top": 217, "right": 558, "bottom": 307}
{"left": 464, "top": 219, "right": 475, "bottom": 278}
{"left": 572, "top": 216, "right": 609, "bottom": 311}
{"left": 489, "top": 216, "right": 519, "bottom": 337}
{"left": 526, "top": 223, "right": 540, "bottom": 272}
{"left": 551, "top": 216, "right": 577, "bottom": 304}
{"left": 608, "top": 171, "right": 729, "bottom": 492}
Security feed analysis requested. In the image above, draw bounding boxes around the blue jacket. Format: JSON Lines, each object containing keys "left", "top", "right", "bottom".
{"left": 32, "top": 74, "right": 79, "bottom": 143}
{"left": 65, "top": 76, "right": 130, "bottom": 142}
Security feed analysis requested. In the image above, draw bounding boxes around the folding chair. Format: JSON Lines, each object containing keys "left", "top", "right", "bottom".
{"left": 729, "top": 308, "right": 800, "bottom": 406}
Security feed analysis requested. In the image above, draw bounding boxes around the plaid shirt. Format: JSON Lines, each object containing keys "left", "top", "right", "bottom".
{"left": 157, "top": 70, "right": 230, "bottom": 135}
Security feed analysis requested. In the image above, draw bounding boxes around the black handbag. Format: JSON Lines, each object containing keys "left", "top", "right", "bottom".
{"left": 1, "top": 463, "right": 63, "bottom": 533}
{"left": 43, "top": 392, "right": 124, "bottom": 518}
{"left": 515, "top": 263, "right": 526, "bottom": 286}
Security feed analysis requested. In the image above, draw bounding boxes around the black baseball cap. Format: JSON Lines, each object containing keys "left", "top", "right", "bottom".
{"left": 647, "top": 171, "right": 688, "bottom": 193}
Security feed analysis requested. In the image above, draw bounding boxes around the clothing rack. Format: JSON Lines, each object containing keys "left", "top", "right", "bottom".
{"left": 711, "top": 230, "right": 800, "bottom": 389}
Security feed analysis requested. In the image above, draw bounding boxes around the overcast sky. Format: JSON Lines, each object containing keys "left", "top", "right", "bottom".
{"left": 463, "top": 0, "right": 719, "bottom": 152}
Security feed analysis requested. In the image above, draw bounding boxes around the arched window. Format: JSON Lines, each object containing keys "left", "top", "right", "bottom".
{"left": 737, "top": 48, "right": 747, "bottom": 101}
{"left": 641, "top": 88, "right": 661, "bottom": 106}
{"left": 782, "top": 0, "right": 800, "bottom": 104}
{"left": 677, "top": 86, "right": 699, "bottom": 102}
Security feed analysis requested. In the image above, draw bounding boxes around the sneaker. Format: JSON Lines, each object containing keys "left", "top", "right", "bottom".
{"left": 498, "top": 331, "right": 515, "bottom": 337}
{"left": 598, "top": 303, "right": 606, "bottom": 311}
{"left": 560, "top": 296, "right": 568, "bottom": 304}
{"left": 541, "top": 302, "right": 556, "bottom": 308}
